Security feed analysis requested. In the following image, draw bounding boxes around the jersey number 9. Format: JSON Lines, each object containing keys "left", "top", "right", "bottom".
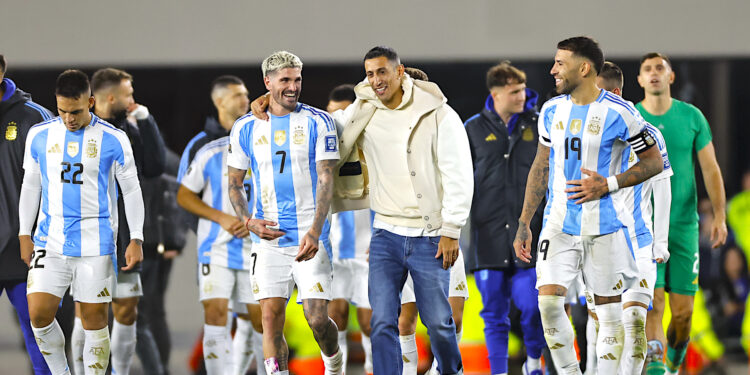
{"left": 564, "top": 137, "right": 581, "bottom": 160}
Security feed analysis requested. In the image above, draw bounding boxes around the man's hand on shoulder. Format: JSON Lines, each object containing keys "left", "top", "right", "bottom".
{"left": 251, "top": 93, "right": 271, "bottom": 121}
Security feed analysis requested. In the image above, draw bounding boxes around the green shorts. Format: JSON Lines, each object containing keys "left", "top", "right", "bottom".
{"left": 655, "top": 226, "right": 699, "bottom": 295}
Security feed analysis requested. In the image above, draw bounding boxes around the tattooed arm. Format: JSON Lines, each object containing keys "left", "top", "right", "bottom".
{"left": 514, "top": 143, "right": 550, "bottom": 263}
{"left": 228, "top": 166, "right": 284, "bottom": 241}
{"left": 296, "top": 159, "right": 336, "bottom": 261}
{"left": 566, "top": 145, "right": 662, "bottom": 204}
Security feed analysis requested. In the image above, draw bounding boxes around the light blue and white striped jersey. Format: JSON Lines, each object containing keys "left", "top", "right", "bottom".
{"left": 619, "top": 123, "right": 673, "bottom": 248}
{"left": 330, "top": 209, "right": 374, "bottom": 260}
{"left": 23, "top": 115, "right": 137, "bottom": 257}
{"left": 539, "top": 90, "right": 654, "bottom": 236}
{"left": 181, "top": 137, "right": 253, "bottom": 270}
{"left": 227, "top": 103, "right": 339, "bottom": 252}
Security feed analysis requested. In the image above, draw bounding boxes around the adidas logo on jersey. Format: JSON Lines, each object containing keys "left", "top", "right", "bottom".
{"left": 206, "top": 352, "right": 219, "bottom": 359}
{"left": 88, "top": 363, "right": 105, "bottom": 369}
{"left": 599, "top": 353, "right": 617, "bottom": 360}
{"left": 255, "top": 136, "right": 269, "bottom": 145}
{"left": 47, "top": 143, "right": 62, "bottom": 153}
{"left": 485, "top": 133, "right": 497, "bottom": 142}
{"left": 309, "top": 282, "right": 324, "bottom": 293}
{"left": 612, "top": 279, "right": 623, "bottom": 291}
{"left": 549, "top": 343, "right": 564, "bottom": 349}
{"left": 97, "top": 288, "right": 110, "bottom": 298}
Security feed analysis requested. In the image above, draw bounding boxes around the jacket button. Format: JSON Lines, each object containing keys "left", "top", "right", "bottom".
{"left": 417, "top": 194, "right": 422, "bottom": 198}
{"left": 411, "top": 171, "right": 416, "bottom": 176}
{"left": 504, "top": 259, "right": 509, "bottom": 263}
{"left": 424, "top": 216, "right": 429, "bottom": 220}
{"left": 407, "top": 149, "right": 411, "bottom": 153}
{"left": 427, "top": 224, "right": 432, "bottom": 229}
{"left": 504, "top": 154, "right": 509, "bottom": 159}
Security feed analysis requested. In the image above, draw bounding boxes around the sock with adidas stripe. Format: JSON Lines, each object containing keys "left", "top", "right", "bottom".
{"left": 595, "top": 302, "right": 625, "bottom": 374}
{"left": 233, "top": 317, "right": 254, "bottom": 375}
{"left": 111, "top": 320, "right": 136, "bottom": 375}
{"left": 620, "top": 305, "right": 648, "bottom": 375}
{"left": 400, "top": 334, "right": 418, "bottom": 375}
{"left": 72, "top": 317, "right": 85, "bottom": 375}
{"left": 31, "top": 319, "right": 70, "bottom": 374}
{"left": 83, "top": 326, "right": 110, "bottom": 375}
{"left": 538, "top": 295, "right": 579, "bottom": 374}
{"left": 203, "top": 324, "right": 228, "bottom": 375}
{"left": 584, "top": 315, "right": 598, "bottom": 374}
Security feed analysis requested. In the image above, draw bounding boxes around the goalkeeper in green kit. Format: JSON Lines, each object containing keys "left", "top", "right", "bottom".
{"left": 635, "top": 52, "right": 728, "bottom": 375}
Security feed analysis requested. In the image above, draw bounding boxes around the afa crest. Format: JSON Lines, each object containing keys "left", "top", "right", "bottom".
{"left": 587, "top": 116, "right": 602, "bottom": 135}
{"left": 293, "top": 125, "right": 305, "bottom": 145}
{"left": 274, "top": 130, "right": 287, "bottom": 146}
{"left": 522, "top": 127, "right": 534, "bottom": 141}
{"left": 86, "top": 139, "right": 98, "bottom": 158}
{"left": 5, "top": 122, "right": 17, "bottom": 140}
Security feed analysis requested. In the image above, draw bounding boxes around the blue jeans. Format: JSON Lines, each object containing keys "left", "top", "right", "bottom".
{"left": 368, "top": 229, "right": 462, "bottom": 375}
{"left": 0, "top": 281, "right": 52, "bottom": 375}
{"left": 475, "top": 268, "right": 546, "bottom": 374}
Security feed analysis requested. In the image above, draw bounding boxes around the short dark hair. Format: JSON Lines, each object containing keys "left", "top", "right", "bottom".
{"left": 363, "top": 46, "right": 400, "bottom": 64}
{"left": 55, "top": 69, "right": 91, "bottom": 99}
{"left": 640, "top": 52, "right": 672, "bottom": 70}
{"left": 91, "top": 68, "right": 133, "bottom": 94}
{"left": 210, "top": 75, "right": 245, "bottom": 101}
{"left": 557, "top": 36, "right": 604, "bottom": 75}
{"left": 0, "top": 55, "right": 6, "bottom": 74}
{"left": 328, "top": 84, "right": 355, "bottom": 103}
{"left": 486, "top": 61, "right": 526, "bottom": 90}
{"left": 598, "top": 61, "right": 623, "bottom": 91}
{"left": 404, "top": 67, "right": 429, "bottom": 81}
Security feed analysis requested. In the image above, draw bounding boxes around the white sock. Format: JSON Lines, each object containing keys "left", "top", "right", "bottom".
{"left": 204, "top": 324, "right": 228, "bottom": 375}
{"left": 83, "top": 327, "right": 110, "bottom": 375}
{"left": 526, "top": 354, "right": 542, "bottom": 371}
{"left": 538, "top": 295, "right": 581, "bottom": 374}
{"left": 111, "top": 320, "right": 136, "bottom": 375}
{"left": 595, "top": 302, "right": 625, "bottom": 374}
{"left": 72, "top": 317, "right": 85, "bottom": 375}
{"left": 428, "top": 329, "right": 462, "bottom": 374}
{"left": 31, "top": 320, "right": 70, "bottom": 374}
{"left": 585, "top": 316, "right": 598, "bottom": 374}
{"left": 361, "top": 334, "right": 373, "bottom": 374}
{"left": 400, "top": 334, "right": 418, "bottom": 375}
{"left": 233, "top": 318, "right": 254, "bottom": 375}
{"left": 321, "top": 348, "right": 344, "bottom": 375}
{"left": 337, "top": 331, "right": 348, "bottom": 370}
{"left": 619, "top": 306, "right": 647, "bottom": 375}
{"left": 225, "top": 314, "right": 235, "bottom": 375}
{"left": 264, "top": 357, "right": 288, "bottom": 375}
{"left": 253, "top": 329, "right": 266, "bottom": 375}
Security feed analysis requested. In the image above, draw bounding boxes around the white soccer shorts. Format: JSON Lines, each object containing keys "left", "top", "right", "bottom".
{"left": 401, "top": 250, "right": 469, "bottom": 304}
{"left": 535, "top": 228, "right": 638, "bottom": 298}
{"left": 198, "top": 262, "right": 256, "bottom": 305}
{"left": 27, "top": 250, "right": 115, "bottom": 303}
{"left": 332, "top": 257, "right": 370, "bottom": 309}
{"left": 113, "top": 271, "right": 144, "bottom": 298}
{"left": 623, "top": 239, "right": 656, "bottom": 301}
{"left": 251, "top": 242, "right": 332, "bottom": 301}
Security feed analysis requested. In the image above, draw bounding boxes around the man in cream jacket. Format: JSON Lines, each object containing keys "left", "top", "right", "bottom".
{"left": 336, "top": 46, "right": 472, "bottom": 375}
{"left": 251, "top": 46, "right": 472, "bottom": 374}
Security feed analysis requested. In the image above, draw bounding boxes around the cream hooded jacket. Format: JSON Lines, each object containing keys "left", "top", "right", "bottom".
{"left": 331, "top": 75, "right": 473, "bottom": 239}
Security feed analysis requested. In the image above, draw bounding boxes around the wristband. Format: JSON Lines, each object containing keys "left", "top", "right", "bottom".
{"left": 245, "top": 217, "right": 252, "bottom": 230}
{"left": 607, "top": 175, "right": 619, "bottom": 193}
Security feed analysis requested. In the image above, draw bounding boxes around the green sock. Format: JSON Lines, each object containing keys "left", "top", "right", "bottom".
{"left": 665, "top": 340, "right": 689, "bottom": 372}
{"left": 646, "top": 361, "right": 666, "bottom": 375}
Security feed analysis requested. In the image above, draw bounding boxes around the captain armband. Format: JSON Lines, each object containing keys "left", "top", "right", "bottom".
{"left": 627, "top": 130, "right": 656, "bottom": 154}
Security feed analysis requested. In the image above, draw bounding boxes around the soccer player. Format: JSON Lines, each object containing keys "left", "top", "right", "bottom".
{"left": 635, "top": 52, "right": 727, "bottom": 375}
{"left": 325, "top": 84, "right": 375, "bottom": 375}
{"left": 177, "top": 136, "right": 263, "bottom": 375}
{"left": 514, "top": 37, "right": 663, "bottom": 374}
{"left": 227, "top": 51, "right": 343, "bottom": 375}
{"left": 590, "top": 61, "right": 674, "bottom": 375}
{"left": 19, "top": 69, "right": 144, "bottom": 375}
{"left": 0, "top": 54, "right": 53, "bottom": 375}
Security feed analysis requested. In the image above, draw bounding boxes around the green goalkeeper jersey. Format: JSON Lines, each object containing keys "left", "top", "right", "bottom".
{"left": 636, "top": 99, "right": 712, "bottom": 230}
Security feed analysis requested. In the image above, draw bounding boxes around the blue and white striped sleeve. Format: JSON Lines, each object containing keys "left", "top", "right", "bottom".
{"left": 227, "top": 119, "right": 252, "bottom": 170}
{"left": 181, "top": 147, "right": 210, "bottom": 194}
{"left": 314, "top": 112, "right": 339, "bottom": 162}
{"left": 113, "top": 130, "right": 144, "bottom": 241}
{"left": 538, "top": 104, "right": 553, "bottom": 147}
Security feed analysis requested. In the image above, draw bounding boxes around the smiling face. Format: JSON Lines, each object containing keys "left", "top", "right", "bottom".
{"left": 264, "top": 67, "right": 301, "bottom": 114}
{"left": 57, "top": 94, "right": 94, "bottom": 132}
{"left": 364, "top": 56, "right": 404, "bottom": 108}
{"left": 550, "top": 49, "right": 584, "bottom": 95}
{"left": 491, "top": 81, "right": 527, "bottom": 117}
{"left": 638, "top": 57, "right": 675, "bottom": 96}
{"left": 216, "top": 83, "right": 250, "bottom": 121}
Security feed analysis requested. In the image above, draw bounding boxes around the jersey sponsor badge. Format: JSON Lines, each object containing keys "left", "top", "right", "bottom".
{"left": 86, "top": 139, "right": 98, "bottom": 158}
{"left": 522, "top": 127, "right": 534, "bottom": 141}
{"left": 325, "top": 135, "right": 337, "bottom": 152}
{"left": 67, "top": 142, "right": 79, "bottom": 157}
{"left": 5, "top": 122, "right": 17, "bottom": 140}
{"left": 569, "top": 119, "right": 582, "bottom": 134}
{"left": 274, "top": 130, "right": 286, "bottom": 146}
{"left": 587, "top": 116, "right": 602, "bottom": 135}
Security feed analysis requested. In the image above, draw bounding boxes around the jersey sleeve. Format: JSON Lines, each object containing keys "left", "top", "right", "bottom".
{"left": 619, "top": 105, "right": 654, "bottom": 154}
{"left": 113, "top": 132, "right": 139, "bottom": 180}
{"left": 227, "top": 118, "right": 253, "bottom": 170}
{"left": 180, "top": 149, "right": 209, "bottom": 194}
{"left": 693, "top": 106, "right": 713, "bottom": 151}
{"left": 648, "top": 125, "right": 673, "bottom": 181}
{"left": 538, "top": 103, "right": 553, "bottom": 147}
{"left": 23, "top": 127, "right": 42, "bottom": 171}
{"left": 314, "top": 112, "right": 340, "bottom": 162}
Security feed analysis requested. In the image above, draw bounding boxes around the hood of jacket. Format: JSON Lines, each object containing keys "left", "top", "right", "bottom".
{"left": 354, "top": 74, "right": 447, "bottom": 119}
{"left": 203, "top": 116, "right": 230, "bottom": 138}
{"left": 0, "top": 78, "right": 32, "bottom": 112}
{"left": 483, "top": 87, "right": 539, "bottom": 133}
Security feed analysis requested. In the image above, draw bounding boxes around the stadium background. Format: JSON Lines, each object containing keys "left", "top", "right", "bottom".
{"left": 2, "top": 0, "right": 749, "bottom": 373}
